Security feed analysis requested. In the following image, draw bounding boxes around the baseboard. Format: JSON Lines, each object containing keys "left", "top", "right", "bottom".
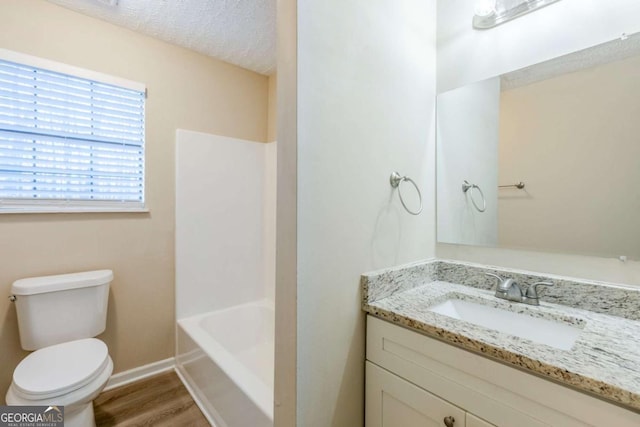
{"left": 104, "top": 357, "right": 175, "bottom": 391}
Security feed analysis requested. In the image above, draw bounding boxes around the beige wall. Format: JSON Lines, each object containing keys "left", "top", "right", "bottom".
{"left": 499, "top": 55, "right": 640, "bottom": 259}
{"left": 0, "top": 0, "right": 268, "bottom": 403}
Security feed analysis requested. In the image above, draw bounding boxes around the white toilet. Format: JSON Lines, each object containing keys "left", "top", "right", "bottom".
{"left": 6, "top": 270, "right": 114, "bottom": 427}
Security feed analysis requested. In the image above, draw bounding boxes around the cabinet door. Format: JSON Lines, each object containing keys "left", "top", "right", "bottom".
{"left": 467, "top": 414, "right": 496, "bottom": 427}
{"left": 366, "top": 361, "right": 466, "bottom": 427}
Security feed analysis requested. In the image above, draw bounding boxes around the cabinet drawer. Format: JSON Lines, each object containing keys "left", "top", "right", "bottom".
{"left": 366, "top": 361, "right": 466, "bottom": 427}
{"left": 467, "top": 413, "right": 496, "bottom": 427}
{"left": 366, "top": 315, "right": 640, "bottom": 427}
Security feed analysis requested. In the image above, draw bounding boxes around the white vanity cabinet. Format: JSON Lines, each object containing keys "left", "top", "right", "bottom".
{"left": 466, "top": 414, "right": 495, "bottom": 427}
{"left": 366, "top": 361, "right": 469, "bottom": 427}
{"left": 365, "top": 315, "right": 640, "bottom": 427}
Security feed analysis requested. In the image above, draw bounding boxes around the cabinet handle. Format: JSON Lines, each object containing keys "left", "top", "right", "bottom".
{"left": 443, "top": 416, "right": 455, "bottom": 427}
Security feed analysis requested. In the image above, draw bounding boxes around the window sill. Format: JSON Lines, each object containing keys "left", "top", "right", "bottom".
{"left": 0, "top": 206, "right": 149, "bottom": 214}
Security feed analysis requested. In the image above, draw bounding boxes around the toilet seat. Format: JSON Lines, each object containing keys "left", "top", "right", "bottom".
{"left": 6, "top": 356, "right": 113, "bottom": 409}
{"left": 12, "top": 338, "right": 110, "bottom": 400}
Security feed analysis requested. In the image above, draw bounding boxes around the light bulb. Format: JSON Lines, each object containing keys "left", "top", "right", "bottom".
{"left": 474, "top": 0, "right": 497, "bottom": 17}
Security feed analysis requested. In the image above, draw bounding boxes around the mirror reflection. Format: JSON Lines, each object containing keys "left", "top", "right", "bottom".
{"left": 436, "top": 32, "right": 640, "bottom": 260}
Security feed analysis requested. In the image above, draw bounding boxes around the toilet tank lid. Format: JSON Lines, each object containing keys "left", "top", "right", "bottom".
{"left": 12, "top": 270, "right": 113, "bottom": 296}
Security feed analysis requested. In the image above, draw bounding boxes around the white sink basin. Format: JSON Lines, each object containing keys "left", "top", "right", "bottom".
{"left": 428, "top": 297, "right": 583, "bottom": 351}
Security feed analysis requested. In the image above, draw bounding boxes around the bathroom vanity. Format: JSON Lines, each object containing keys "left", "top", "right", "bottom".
{"left": 362, "top": 260, "right": 640, "bottom": 427}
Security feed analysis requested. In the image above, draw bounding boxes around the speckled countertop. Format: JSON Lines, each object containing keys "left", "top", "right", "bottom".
{"left": 362, "top": 260, "right": 640, "bottom": 411}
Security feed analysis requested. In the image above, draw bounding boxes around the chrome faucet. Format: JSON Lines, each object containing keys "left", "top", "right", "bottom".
{"left": 485, "top": 273, "right": 553, "bottom": 306}
{"left": 523, "top": 281, "right": 554, "bottom": 306}
{"left": 486, "top": 273, "right": 523, "bottom": 302}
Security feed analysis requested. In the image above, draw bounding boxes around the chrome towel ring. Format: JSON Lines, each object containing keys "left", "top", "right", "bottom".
{"left": 390, "top": 172, "right": 423, "bottom": 215}
{"left": 462, "top": 180, "right": 486, "bottom": 213}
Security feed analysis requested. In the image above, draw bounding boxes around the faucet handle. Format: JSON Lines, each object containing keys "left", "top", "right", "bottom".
{"left": 523, "top": 281, "right": 553, "bottom": 305}
{"left": 485, "top": 272, "right": 504, "bottom": 284}
{"left": 486, "top": 273, "right": 522, "bottom": 301}
{"left": 486, "top": 273, "right": 514, "bottom": 291}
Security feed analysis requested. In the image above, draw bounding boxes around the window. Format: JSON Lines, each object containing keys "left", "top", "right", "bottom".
{"left": 0, "top": 49, "right": 146, "bottom": 213}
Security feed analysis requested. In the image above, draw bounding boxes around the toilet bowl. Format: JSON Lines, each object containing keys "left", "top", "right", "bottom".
{"left": 6, "top": 270, "right": 114, "bottom": 427}
{"left": 6, "top": 338, "right": 113, "bottom": 427}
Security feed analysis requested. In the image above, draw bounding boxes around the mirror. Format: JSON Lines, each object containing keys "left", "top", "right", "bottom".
{"left": 436, "top": 32, "right": 640, "bottom": 260}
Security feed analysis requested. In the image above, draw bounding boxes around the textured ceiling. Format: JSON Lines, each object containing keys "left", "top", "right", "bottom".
{"left": 502, "top": 31, "right": 640, "bottom": 90}
{"left": 46, "top": 0, "right": 276, "bottom": 75}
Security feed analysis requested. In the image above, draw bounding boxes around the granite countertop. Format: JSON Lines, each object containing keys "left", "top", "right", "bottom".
{"left": 362, "top": 261, "right": 640, "bottom": 411}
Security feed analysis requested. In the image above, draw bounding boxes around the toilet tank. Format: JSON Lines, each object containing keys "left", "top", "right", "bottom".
{"left": 11, "top": 270, "right": 113, "bottom": 350}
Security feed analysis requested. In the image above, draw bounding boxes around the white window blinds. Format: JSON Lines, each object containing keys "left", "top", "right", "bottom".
{"left": 0, "top": 53, "right": 145, "bottom": 212}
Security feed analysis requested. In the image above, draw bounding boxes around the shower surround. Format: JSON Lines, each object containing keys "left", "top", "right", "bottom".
{"left": 174, "top": 129, "right": 276, "bottom": 426}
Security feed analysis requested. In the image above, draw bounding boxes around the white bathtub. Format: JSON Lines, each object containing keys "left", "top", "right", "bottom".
{"left": 176, "top": 300, "right": 274, "bottom": 427}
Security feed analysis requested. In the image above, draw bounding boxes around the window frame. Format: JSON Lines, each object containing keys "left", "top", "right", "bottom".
{"left": 0, "top": 49, "right": 147, "bottom": 214}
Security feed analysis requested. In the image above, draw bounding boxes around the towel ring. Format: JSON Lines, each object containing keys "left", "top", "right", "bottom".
{"left": 390, "top": 172, "right": 423, "bottom": 215}
{"left": 462, "top": 180, "right": 486, "bottom": 213}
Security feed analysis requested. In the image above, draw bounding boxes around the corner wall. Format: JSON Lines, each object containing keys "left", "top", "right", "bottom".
{"left": 274, "top": 0, "right": 298, "bottom": 424}
{"left": 294, "top": 0, "right": 437, "bottom": 425}
{"left": 0, "top": 0, "right": 268, "bottom": 403}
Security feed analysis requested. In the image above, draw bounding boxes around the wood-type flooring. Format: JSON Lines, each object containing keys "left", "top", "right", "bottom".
{"left": 94, "top": 371, "right": 209, "bottom": 426}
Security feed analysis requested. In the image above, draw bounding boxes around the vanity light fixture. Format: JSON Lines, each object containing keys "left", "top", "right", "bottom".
{"left": 473, "top": 0, "right": 563, "bottom": 30}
